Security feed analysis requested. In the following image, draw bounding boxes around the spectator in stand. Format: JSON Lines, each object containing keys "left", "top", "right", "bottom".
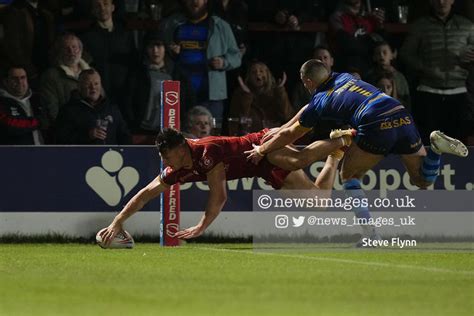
{"left": 313, "top": 45, "right": 335, "bottom": 74}
{"left": 183, "top": 105, "right": 213, "bottom": 139}
{"left": 159, "top": 0, "right": 241, "bottom": 126}
{"left": 228, "top": 61, "right": 293, "bottom": 135}
{"left": 400, "top": 0, "right": 474, "bottom": 144}
{"left": 366, "top": 41, "right": 411, "bottom": 110}
{"left": 39, "top": 33, "right": 91, "bottom": 127}
{"left": 55, "top": 69, "right": 131, "bottom": 145}
{"left": 328, "top": 0, "right": 385, "bottom": 77}
{"left": 123, "top": 32, "right": 195, "bottom": 136}
{"left": 80, "top": 0, "right": 137, "bottom": 109}
{"left": 374, "top": 72, "right": 397, "bottom": 98}
{"left": 0, "top": 65, "right": 45, "bottom": 144}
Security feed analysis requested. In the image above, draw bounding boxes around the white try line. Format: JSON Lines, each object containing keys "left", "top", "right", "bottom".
{"left": 198, "top": 246, "right": 474, "bottom": 276}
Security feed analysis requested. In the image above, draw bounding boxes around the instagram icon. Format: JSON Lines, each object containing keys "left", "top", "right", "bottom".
{"left": 275, "top": 215, "right": 289, "bottom": 229}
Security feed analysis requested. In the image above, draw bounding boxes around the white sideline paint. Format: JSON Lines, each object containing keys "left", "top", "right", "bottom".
{"left": 199, "top": 247, "right": 474, "bottom": 276}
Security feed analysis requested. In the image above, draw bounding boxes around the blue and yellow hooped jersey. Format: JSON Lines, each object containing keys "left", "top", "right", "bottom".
{"left": 299, "top": 73, "right": 401, "bottom": 129}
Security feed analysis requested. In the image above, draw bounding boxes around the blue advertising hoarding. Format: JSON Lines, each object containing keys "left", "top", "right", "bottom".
{"left": 1, "top": 146, "right": 160, "bottom": 212}
{"left": 0, "top": 146, "right": 472, "bottom": 213}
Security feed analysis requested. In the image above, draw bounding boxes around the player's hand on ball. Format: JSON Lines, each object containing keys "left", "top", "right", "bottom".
{"left": 245, "top": 144, "right": 265, "bottom": 165}
{"left": 175, "top": 225, "right": 205, "bottom": 239}
{"left": 99, "top": 222, "right": 123, "bottom": 246}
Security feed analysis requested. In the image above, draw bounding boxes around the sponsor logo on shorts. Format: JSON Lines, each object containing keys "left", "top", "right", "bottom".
{"left": 380, "top": 116, "right": 412, "bottom": 130}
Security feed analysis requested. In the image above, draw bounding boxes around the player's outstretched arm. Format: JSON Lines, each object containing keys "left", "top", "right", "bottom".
{"left": 100, "top": 176, "right": 170, "bottom": 244}
{"left": 175, "top": 163, "right": 227, "bottom": 239}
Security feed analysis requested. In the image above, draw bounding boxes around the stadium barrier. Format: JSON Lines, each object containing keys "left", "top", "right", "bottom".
{"left": 0, "top": 146, "right": 472, "bottom": 238}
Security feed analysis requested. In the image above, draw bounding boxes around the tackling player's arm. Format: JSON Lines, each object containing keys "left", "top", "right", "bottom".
{"left": 100, "top": 175, "right": 170, "bottom": 244}
{"left": 262, "top": 104, "right": 308, "bottom": 142}
{"left": 175, "top": 162, "right": 227, "bottom": 239}
{"left": 281, "top": 104, "right": 308, "bottom": 129}
{"left": 246, "top": 121, "right": 312, "bottom": 164}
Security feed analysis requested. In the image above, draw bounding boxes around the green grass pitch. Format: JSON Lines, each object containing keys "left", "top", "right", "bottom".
{"left": 0, "top": 243, "right": 473, "bottom": 316}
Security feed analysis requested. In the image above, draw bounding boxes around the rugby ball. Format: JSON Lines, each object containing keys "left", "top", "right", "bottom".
{"left": 96, "top": 228, "right": 135, "bottom": 249}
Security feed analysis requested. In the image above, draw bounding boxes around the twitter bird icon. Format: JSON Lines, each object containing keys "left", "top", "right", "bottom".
{"left": 292, "top": 216, "right": 305, "bottom": 227}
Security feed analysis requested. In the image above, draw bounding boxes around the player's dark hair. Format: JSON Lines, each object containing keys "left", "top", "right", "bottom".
{"left": 155, "top": 128, "right": 186, "bottom": 153}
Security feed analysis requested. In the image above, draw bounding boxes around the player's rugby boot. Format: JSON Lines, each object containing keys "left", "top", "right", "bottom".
{"left": 430, "top": 131, "right": 468, "bottom": 157}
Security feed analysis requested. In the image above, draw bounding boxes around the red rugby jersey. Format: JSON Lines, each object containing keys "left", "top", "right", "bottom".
{"left": 160, "top": 130, "right": 290, "bottom": 189}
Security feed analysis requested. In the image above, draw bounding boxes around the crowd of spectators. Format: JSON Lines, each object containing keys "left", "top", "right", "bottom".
{"left": 0, "top": 0, "right": 473, "bottom": 145}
